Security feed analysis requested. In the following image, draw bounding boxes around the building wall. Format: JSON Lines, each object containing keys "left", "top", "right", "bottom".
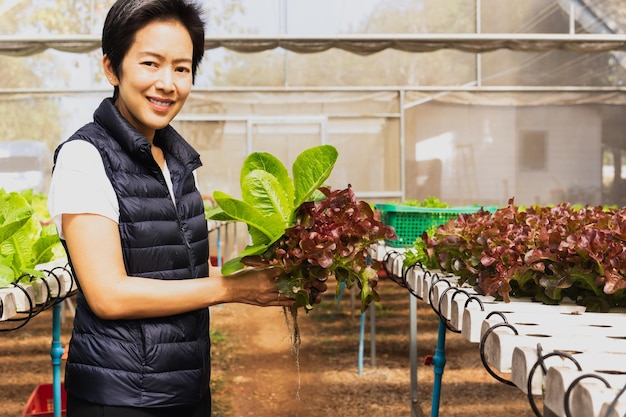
{"left": 406, "top": 102, "right": 516, "bottom": 206}
{"left": 515, "top": 106, "right": 602, "bottom": 206}
{"left": 406, "top": 102, "right": 602, "bottom": 207}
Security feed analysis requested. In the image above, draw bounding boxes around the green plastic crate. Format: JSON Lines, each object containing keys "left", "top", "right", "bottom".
{"left": 375, "top": 203, "right": 498, "bottom": 248}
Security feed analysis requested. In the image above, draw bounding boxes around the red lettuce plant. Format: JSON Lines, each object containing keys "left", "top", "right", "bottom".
{"left": 420, "top": 198, "right": 626, "bottom": 311}
{"left": 210, "top": 146, "right": 397, "bottom": 398}
{"left": 210, "top": 145, "right": 397, "bottom": 312}
{"left": 244, "top": 185, "right": 397, "bottom": 312}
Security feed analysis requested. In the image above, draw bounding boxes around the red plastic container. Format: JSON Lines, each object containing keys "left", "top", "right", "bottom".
{"left": 22, "top": 383, "right": 66, "bottom": 417}
{"left": 210, "top": 255, "right": 224, "bottom": 267}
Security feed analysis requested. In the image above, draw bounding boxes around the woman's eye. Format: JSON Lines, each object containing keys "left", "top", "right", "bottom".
{"left": 142, "top": 61, "right": 156, "bottom": 67}
{"left": 176, "top": 66, "right": 191, "bottom": 73}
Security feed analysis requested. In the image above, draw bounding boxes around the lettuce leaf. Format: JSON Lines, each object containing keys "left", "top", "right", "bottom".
{"left": 293, "top": 145, "right": 338, "bottom": 207}
{"left": 211, "top": 145, "right": 338, "bottom": 274}
{"left": 0, "top": 189, "right": 63, "bottom": 286}
{"left": 241, "top": 170, "right": 293, "bottom": 227}
{"left": 212, "top": 190, "right": 285, "bottom": 245}
{"left": 241, "top": 152, "right": 294, "bottom": 206}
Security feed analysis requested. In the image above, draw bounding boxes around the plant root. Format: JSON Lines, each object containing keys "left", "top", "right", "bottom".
{"left": 283, "top": 305, "right": 301, "bottom": 400}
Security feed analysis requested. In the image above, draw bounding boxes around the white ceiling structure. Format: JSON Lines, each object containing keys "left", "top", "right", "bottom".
{"left": 1, "top": 32, "right": 626, "bottom": 57}
{"left": 1, "top": 0, "right": 626, "bottom": 95}
{"left": 1, "top": 0, "right": 625, "bottom": 205}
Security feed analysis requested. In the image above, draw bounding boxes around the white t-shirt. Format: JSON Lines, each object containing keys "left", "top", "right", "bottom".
{"left": 48, "top": 140, "right": 176, "bottom": 240}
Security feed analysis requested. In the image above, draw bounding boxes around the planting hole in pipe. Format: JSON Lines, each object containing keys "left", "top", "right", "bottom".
{"left": 556, "top": 350, "right": 583, "bottom": 355}
{"left": 595, "top": 370, "right": 626, "bottom": 375}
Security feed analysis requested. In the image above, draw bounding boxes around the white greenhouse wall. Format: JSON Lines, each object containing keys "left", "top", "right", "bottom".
{"left": 515, "top": 106, "right": 602, "bottom": 206}
{"left": 406, "top": 102, "right": 602, "bottom": 207}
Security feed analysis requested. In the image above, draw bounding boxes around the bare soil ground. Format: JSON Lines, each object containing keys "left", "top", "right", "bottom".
{"left": 0, "top": 276, "right": 539, "bottom": 417}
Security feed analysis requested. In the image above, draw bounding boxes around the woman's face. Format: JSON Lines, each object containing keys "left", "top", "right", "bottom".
{"left": 106, "top": 19, "right": 194, "bottom": 141}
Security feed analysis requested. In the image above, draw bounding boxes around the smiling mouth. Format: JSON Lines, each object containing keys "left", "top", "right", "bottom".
{"left": 148, "top": 97, "right": 173, "bottom": 108}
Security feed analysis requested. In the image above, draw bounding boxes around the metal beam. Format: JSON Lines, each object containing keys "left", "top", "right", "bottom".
{"left": 3, "top": 32, "right": 626, "bottom": 57}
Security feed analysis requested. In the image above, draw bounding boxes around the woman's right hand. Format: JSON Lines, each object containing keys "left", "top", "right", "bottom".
{"left": 222, "top": 267, "right": 296, "bottom": 308}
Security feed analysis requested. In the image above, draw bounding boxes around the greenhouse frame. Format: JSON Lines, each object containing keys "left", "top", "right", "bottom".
{"left": 3, "top": 1, "right": 626, "bottom": 417}
{"left": 1, "top": 0, "right": 626, "bottom": 210}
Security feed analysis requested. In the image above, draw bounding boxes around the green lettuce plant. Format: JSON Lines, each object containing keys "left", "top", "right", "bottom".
{"left": 208, "top": 145, "right": 396, "bottom": 312}
{"left": 0, "top": 189, "right": 62, "bottom": 288}
{"left": 208, "top": 145, "right": 400, "bottom": 396}
{"left": 209, "top": 145, "right": 338, "bottom": 274}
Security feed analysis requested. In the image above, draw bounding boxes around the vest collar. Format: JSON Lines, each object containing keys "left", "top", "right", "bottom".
{"left": 93, "top": 98, "right": 202, "bottom": 172}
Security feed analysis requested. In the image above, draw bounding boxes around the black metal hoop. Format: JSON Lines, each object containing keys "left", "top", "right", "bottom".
{"left": 563, "top": 373, "right": 611, "bottom": 417}
{"left": 603, "top": 382, "right": 626, "bottom": 417}
{"left": 485, "top": 311, "right": 509, "bottom": 324}
{"left": 22, "top": 274, "right": 47, "bottom": 318}
{"left": 479, "top": 322, "right": 519, "bottom": 387}
{"left": 437, "top": 287, "right": 469, "bottom": 333}
{"left": 49, "top": 264, "right": 77, "bottom": 301}
{"left": 390, "top": 253, "right": 405, "bottom": 283}
{"left": 45, "top": 268, "right": 65, "bottom": 305}
{"left": 428, "top": 277, "right": 451, "bottom": 315}
{"left": 526, "top": 351, "right": 582, "bottom": 417}
{"left": 444, "top": 288, "right": 473, "bottom": 333}
{"left": 402, "top": 262, "right": 423, "bottom": 299}
{"left": 464, "top": 295, "right": 485, "bottom": 310}
{"left": 381, "top": 250, "right": 401, "bottom": 279}
{"left": 0, "top": 280, "right": 34, "bottom": 332}
{"left": 34, "top": 274, "right": 54, "bottom": 309}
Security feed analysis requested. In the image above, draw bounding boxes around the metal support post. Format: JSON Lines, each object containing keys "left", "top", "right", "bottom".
{"left": 369, "top": 301, "right": 376, "bottom": 367}
{"left": 358, "top": 311, "right": 365, "bottom": 376}
{"left": 410, "top": 294, "right": 419, "bottom": 417}
{"left": 51, "top": 302, "right": 65, "bottom": 417}
{"left": 430, "top": 318, "right": 447, "bottom": 417}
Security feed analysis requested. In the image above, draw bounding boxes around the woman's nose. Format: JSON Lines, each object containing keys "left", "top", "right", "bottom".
{"left": 155, "top": 70, "right": 174, "bottom": 91}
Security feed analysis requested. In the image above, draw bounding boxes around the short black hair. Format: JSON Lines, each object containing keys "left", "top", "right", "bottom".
{"left": 102, "top": 0, "right": 205, "bottom": 97}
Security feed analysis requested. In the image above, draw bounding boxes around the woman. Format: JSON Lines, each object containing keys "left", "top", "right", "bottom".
{"left": 47, "top": 1, "right": 298, "bottom": 415}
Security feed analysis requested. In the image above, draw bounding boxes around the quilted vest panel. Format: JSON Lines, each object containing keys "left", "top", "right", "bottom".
{"left": 55, "top": 99, "right": 211, "bottom": 407}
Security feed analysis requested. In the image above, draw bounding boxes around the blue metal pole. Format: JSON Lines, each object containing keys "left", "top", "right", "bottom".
{"left": 51, "top": 302, "right": 64, "bottom": 417}
{"left": 216, "top": 226, "right": 223, "bottom": 267}
{"left": 369, "top": 301, "right": 376, "bottom": 367}
{"left": 336, "top": 281, "right": 346, "bottom": 305}
{"left": 358, "top": 311, "right": 365, "bottom": 376}
{"left": 430, "top": 318, "right": 447, "bottom": 417}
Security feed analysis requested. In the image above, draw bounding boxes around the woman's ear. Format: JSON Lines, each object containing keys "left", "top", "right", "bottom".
{"left": 102, "top": 55, "right": 118, "bottom": 86}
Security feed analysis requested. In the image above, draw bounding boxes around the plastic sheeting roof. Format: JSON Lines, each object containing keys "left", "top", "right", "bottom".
{"left": 2, "top": 33, "right": 626, "bottom": 57}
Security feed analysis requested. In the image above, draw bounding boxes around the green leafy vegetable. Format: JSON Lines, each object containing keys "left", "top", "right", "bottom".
{"left": 400, "top": 196, "right": 450, "bottom": 208}
{"left": 210, "top": 145, "right": 397, "bottom": 399}
{"left": 418, "top": 198, "right": 626, "bottom": 311}
{"left": 0, "top": 189, "right": 63, "bottom": 288}
{"left": 244, "top": 185, "right": 396, "bottom": 312}
{"left": 210, "top": 145, "right": 339, "bottom": 274}
{"left": 210, "top": 145, "right": 396, "bottom": 312}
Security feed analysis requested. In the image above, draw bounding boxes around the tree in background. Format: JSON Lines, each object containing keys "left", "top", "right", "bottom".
{"left": 213, "top": 0, "right": 477, "bottom": 87}
{"left": 0, "top": 0, "right": 244, "bottom": 150}
{"left": 0, "top": 0, "right": 116, "bottom": 149}
{"left": 210, "top": 0, "right": 626, "bottom": 88}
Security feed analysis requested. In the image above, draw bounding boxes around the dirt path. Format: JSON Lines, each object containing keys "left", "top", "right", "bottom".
{"left": 0, "top": 277, "right": 538, "bottom": 417}
{"left": 209, "top": 278, "right": 538, "bottom": 417}
{"left": 210, "top": 287, "right": 414, "bottom": 417}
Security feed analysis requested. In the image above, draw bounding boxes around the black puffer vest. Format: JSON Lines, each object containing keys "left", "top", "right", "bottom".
{"left": 54, "top": 98, "right": 210, "bottom": 407}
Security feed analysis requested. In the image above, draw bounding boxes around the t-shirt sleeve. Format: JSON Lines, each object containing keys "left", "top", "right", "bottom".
{"left": 47, "top": 140, "right": 119, "bottom": 240}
